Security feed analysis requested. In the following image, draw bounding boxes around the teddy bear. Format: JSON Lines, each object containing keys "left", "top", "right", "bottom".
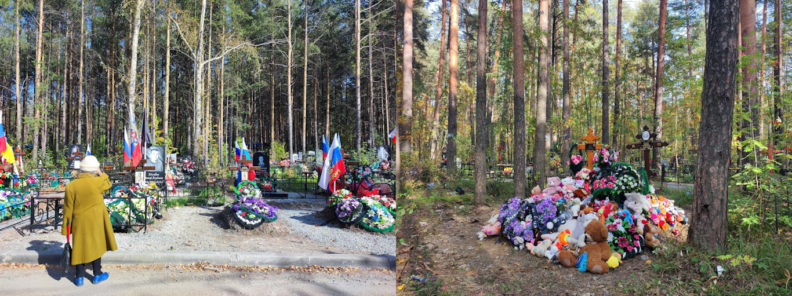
{"left": 477, "top": 213, "right": 501, "bottom": 240}
{"left": 543, "top": 177, "right": 563, "bottom": 196}
{"left": 624, "top": 193, "right": 652, "bottom": 216}
{"left": 643, "top": 224, "right": 660, "bottom": 248}
{"left": 558, "top": 220, "right": 611, "bottom": 274}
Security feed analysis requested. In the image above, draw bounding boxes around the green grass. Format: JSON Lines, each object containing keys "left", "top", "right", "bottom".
{"left": 165, "top": 197, "right": 209, "bottom": 207}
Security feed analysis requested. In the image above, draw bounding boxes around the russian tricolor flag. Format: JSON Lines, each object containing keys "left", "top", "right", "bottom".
{"left": 321, "top": 135, "right": 329, "bottom": 162}
{"left": 319, "top": 134, "right": 346, "bottom": 192}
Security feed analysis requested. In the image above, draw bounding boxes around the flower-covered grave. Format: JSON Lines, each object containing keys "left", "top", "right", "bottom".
{"left": 478, "top": 147, "right": 688, "bottom": 274}
{"left": 328, "top": 189, "right": 396, "bottom": 233}
{"left": 228, "top": 180, "right": 278, "bottom": 229}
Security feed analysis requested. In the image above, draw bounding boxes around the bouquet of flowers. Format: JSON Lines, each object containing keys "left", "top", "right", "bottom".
{"left": 335, "top": 197, "right": 363, "bottom": 224}
{"left": 374, "top": 195, "right": 397, "bottom": 212}
{"left": 498, "top": 197, "right": 535, "bottom": 248}
{"left": 0, "top": 190, "right": 33, "bottom": 220}
{"left": 182, "top": 159, "right": 197, "bottom": 175}
{"left": 614, "top": 175, "right": 640, "bottom": 195}
{"left": 533, "top": 197, "right": 559, "bottom": 233}
{"left": 328, "top": 189, "right": 354, "bottom": 207}
{"left": 605, "top": 210, "right": 644, "bottom": 259}
{"left": 359, "top": 197, "right": 395, "bottom": 232}
{"left": 592, "top": 176, "right": 616, "bottom": 191}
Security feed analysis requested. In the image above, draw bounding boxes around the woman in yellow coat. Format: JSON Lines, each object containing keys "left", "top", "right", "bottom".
{"left": 62, "top": 155, "right": 117, "bottom": 286}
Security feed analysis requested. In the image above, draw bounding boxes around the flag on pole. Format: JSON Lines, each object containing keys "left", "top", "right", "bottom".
{"left": 321, "top": 135, "right": 329, "bottom": 162}
{"left": 86, "top": 145, "right": 92, "bottom": 156}
{"left": 124, "top": 131, "right": 132, "bottom": 166}
{"left": 0, "top": 111, "right": 16, "bottom": 164}
{"left": 127, "top": 116, "right": 143, "bottom": 168}
{"left": 328, "top": 134, "right": 346, "bottom": 188}
{"left": 318, "top": 135, "right": 335, "bottom": 191}
{"left": 388, "top": 128, "right": 397, "bottom": 144}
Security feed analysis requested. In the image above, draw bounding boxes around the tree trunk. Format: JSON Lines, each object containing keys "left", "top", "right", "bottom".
{"left": 15, "top": 0, "right": 21, "bottom": 146}
{"left": 759, "top": 0, "right": 767, "bottom": 140}
{"left": 534, "top": 0, "right": 550, "bottom": 187}
{"left": 739, "top": 0, "right": 759, "bottom": 165}
{"left": 463, "top": 0, "right": 475, "bottom": 147}
{"left": 513, "top": 0, "right": 526, "bottom": 197}
{"left": 128, "top": 0, "right": 146, "bottom": 146}
{"left": 368, "top": 0, "right": 376, "bottom": 149}
{"left": 613, "top": 0, "right": 622, "bottom": 148}
{"left": 326, "top": 65, "right": 330, "bottom": 138}
{"left": 601, "top": 0, "right": 610, "bottom": 145}
{"left": 773, "top": 0, "right": 783, "bottom": 147}
{"left": 473, "top": 0, "right": 488, "bottom": 205}
{"left": 430, "top": 0, "right": 447, "bottom": 161}
{"left": 561, "top": 0, "right": 571, "bottom": 175}
{"left": 165, "top": 2, "right": 171, "bottom": 151}
{"left": 77, "top": 0, "right": 85, "bottom": 145}
{"left": 32, "top": 0, "right": 44, "bottom": 163}
{"left": 398, "top": 0, "right": 414, "bottom": 178}
{"left": 63, "top": 25, "right": 71, "bottom": 154}
{"left": 447, "top": 0, "right": 460, "bottom": 176}
{"left": 652, "top": 0, "right": 667, "bottom": 174}
{"left": 304, "top": 0, "right": 309, "bottom": 158}
{"left": 689, "top": 0, "right": 738, "bottom": 252}
{"left": 355, "top": 0, "right": 362, "bottom": 153}
{"left": 487, "top": 0, "right": 508, "bottom": 148}
{"left": 287, "top": 0, "right": 294, "bottom": 159}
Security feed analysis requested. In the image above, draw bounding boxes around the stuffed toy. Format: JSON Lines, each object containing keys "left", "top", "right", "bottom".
{"left": 606, "top": 252, "right": 622, "bottom": 268}
{"left": 527, "top": 239, "right": 553, "bottom": 258}
{"left": 558, "top": 220, "right": 611, "bottom": 274}
{"left": 477, "top": 213, "right": 502, "bottom": 240}
{"left": 643, "top": 224, "right": 660, "bottom": 248}
{"left": 624, "top": 193, "right": 652, "bottom": 216}
{"left": 543, "top": 177, "right": 563, "bottom": 196}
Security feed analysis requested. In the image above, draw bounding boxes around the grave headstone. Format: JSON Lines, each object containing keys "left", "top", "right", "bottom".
{"left": 145, "top": 146, "right": 166, "bottom": 185}
{"left": 66, "top": 145, "right": 84, "bottom": 170}
{"left": 252, "top": 151, "right": 270, "bottom": 176}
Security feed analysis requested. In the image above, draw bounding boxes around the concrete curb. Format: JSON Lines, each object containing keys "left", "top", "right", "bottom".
{"left": 0, "top": 250, "right": 395, "bottom": 270}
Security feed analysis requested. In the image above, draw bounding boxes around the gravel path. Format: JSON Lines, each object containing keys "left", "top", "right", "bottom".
{"left": 0, "top": 199, "right": 395, "bottom": 257}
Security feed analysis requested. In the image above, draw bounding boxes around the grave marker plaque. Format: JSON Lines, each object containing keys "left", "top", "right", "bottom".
{"left": 145, "top": 146, "right": 166, "bottom": 185}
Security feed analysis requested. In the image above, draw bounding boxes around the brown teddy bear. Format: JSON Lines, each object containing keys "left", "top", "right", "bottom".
{"left": 557, "top": 219, "right": 612, "bottom": 274}
{"left": 643, "top": 224, "right": 660, "bottom": 248}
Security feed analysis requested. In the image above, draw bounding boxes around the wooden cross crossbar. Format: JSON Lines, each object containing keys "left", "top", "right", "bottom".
{"left": 761, "top": 144, "right": 789, "bottom": 173}
{"left": 625, "top": 125, "right": 669, "bottom": 176}
{"left": 575, "top": 128, "right": 602, "bottom": 170}
{"left": 228, "top": 155, "right": 259, "bottom": 181}
{"left": 123, "top": 159, "right": 147, "bottom": 171}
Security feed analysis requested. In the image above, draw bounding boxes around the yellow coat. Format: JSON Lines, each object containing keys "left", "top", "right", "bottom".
{"left": 62, "top": 173, "right": 118, "bottom": 265}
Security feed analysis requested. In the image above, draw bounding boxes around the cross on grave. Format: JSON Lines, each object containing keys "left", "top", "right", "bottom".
{"left": 576, "top": 128, "right": 603, "bottom": 171}
{"left": 626, "top": 125, "right": 669, "bottom": 177}
{"left": 227, "top": 154, "right": 260, "bottom": 182}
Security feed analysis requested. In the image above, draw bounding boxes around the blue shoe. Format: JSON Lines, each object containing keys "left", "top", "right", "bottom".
{"left": 92, "top": 272, "right": 109, "bottom": 284}
{"left": 75, "top": 277, "right": 84, "bottom": 287}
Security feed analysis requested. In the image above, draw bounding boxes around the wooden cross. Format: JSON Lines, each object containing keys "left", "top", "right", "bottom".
{"left": 575, "top": 129, "right": 602, "bottom": 170}
{"left": 626, "top": 125, "right": 669, "bottom": 177}
{"left": 124, "top": 159, "right": 147, "bottom": 171}
{"left": 227, "top": 155, "right": 260, "bottom": 182}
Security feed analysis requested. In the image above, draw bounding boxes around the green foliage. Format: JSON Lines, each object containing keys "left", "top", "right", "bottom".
{"left": 271, "top": 141, "right": 287, "bottom": 161}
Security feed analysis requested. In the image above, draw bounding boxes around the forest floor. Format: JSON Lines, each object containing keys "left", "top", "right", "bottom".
{"left": 396, "top": 179, "right": 792, "bottom": 295}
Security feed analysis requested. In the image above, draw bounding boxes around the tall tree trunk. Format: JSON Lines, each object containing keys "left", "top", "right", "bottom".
{"left": 326, "top": 65, "right": 330, "bottom": 137}
{"left": 561, "top": 0, "right": 571, "bottom": 175}
{"left": 218, "top": 21, "right": 225, "bottom": 164}
{"left": 759, "top": 0, "right": 767, "bottom": 140}
{"left": 773, "top": 0, "right": 783, "bottom": 147}
{"left": 128, "top": 0, "right": 146, "bottom": 149}
{"left": 513, "top": 0, "right": 526, "bottom": 197}
{"left": 368, "top": 0, "right": 376, "bottom": 149}
{"left": 32, "top": 0, "right": 44, "bottom": 163}
{"left": 15, "top": 0, "right": 22, "bottom": 146}
{"left": 613, "top": 0, "right": 622, "bottom": 148}
{"left": 304, "top": 0, "right": 309, "bottom": 157}
{"left": 534, "top": 0, "right": 550, "bottom": 187}
{"left": 63, "top": 26, "right": 71, "bottom": 155}
{"left": 165, "top": 2, "right": 171, "bottom": 151}
{"left": 487, "top": 0, "right": 508, "bottom": 147}
{"left": 355, "top": 0, "right": 362, "bottom": 153}
{"left": 473, "top": 0, "right": 488, "bottom": 205}
{"left": 77, "top": 0, "right": 85, "bottom": 145}
{"left": 740, "top": 0, "right": 759, "bottom": 165}
{"left": 447, "top": 0, "right": 460, "bottom": 175}
{"left": 463, "top": 0, "right": 475, "bottom": 147}
{"left": 689, "top": 0, "right": 738, "bottom": 252}
{"left": 271, "top": 36, "right": 276, "bottom": 144}
{"left": 430, "top": 0, "right": 447, "bottom": 161}
{"left": 601, "top": 0, "right": 610, "bottom": 144}
{"left": 287, "top": 0, "right": 294, "bottom": 159}
{"left": 398, "top": 0, "right": 414, "bottom": 180}
{"left": 652, "top": 0, "right": 667, "bottom": 173}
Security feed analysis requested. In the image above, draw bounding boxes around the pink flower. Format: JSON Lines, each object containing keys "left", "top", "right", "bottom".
{"left": 618, "top": 237, "right": 628, "bottom": 248}
{"left": 627, "top": 246, "right": 634, "bottom": 252}
{"left": 634, "top": 240, "right": 640, "bottom": 247}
